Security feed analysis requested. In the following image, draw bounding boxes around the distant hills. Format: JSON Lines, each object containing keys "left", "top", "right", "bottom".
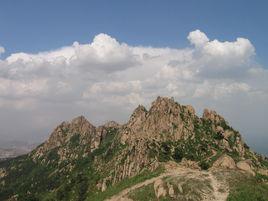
{"left": 0, "top": 141, "right": 38, "bottom": 160}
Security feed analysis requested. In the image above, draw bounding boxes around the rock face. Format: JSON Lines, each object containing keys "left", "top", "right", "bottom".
{"left": 180, "top": 159, "right": 201, "bottom": 170}
{"left": 258, "top": 168, "right": 268, "bottom": 176}
{"left": 212, "top": 154, "right": 236, "bottom": 169}
{"left": 32, "top": 116, "right": 120, "bottom": 163}
{"left": 237, "top": 161, "right": 255, "bottom": 175}
{"left": 154, "top": 179, "right": 167, "bottom": 198}
{"left": 121, "top": 97, "right": 195, "bottom": 144}
{"left": 167, "top": 182, "right": 175, "bottom": 198}
{"left": 203, "top": 109, "right": 225, "bottom": 124}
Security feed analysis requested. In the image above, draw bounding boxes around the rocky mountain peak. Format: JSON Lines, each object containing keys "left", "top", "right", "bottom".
{"left": 69, "top": 115, "right": 95, "bottom": 135}
{"left": 131, "top": 105, "right": 147, "bottom": 117}
{"left": 202, "top": 108, "right": 225, "bottom": 124}
{"left": 127, "top": 105, "right": 147, "bottom": 127}
{"left": 32, "top": 115, "right": 97, "bottom": 160}
{"left": 185, "top": 105, "right": 195, "bottom": 116}
{"left": 149, "top": 96, "right": 177, "bottom": 113}
{"left": 121, "top": 97, "right": 195, "bottom": 143}
{"left": 71, "top": 115, "right": 90, "bottom": 125}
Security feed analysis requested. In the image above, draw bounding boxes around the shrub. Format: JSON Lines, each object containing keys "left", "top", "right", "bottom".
{"left": 158, "top": 142, "right": 172, "bottom": 162}
{"left": 173, "top": 147, "right": 183, "bottom": 162}
{"left": 213, "top": 132, "right": 224, "bottom": 140}
{"left": 199, "top": 161, "right": 210, "bottom": 170}
{"left": 69, "top": 134, "right": 80, "bottom": 147}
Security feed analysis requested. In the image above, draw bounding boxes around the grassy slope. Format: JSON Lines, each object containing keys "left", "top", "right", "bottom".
{"left": 227, "top": 173, "right": 268, "bottom": 201}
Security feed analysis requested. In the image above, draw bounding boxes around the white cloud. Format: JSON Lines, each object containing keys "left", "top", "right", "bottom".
{"left": 83, "top": 80, "right": 142, "bottom": 97}
{"left": 0, "top": 30, "right": 262, "bottom": 107}
{"left": 193, "top": 81, "right": 251, "bottom": 99}
{"left": 0, "top": 78, "right": 48, "bottom": 98}
{"left": 0, "top": 30, "right": 267, "bottom": 153}
{"left": 6, "top": 33, "right": 138, "bottom": 74}
{"left": 187, "top": 29, "right": 209, "bottom": 47}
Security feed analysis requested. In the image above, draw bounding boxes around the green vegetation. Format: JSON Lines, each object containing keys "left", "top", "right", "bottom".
{"left": 227, "top": 172, "right": 268, "bottom": 201}
{"left": 0, "top": 128, "right": 121, "bottom": 201}
{"left": 255, "top": 173, "right": 268, "bottom": 182}
{"left": 153, "top": 126, "right": 216, "bottom": 168}
{"left": 172, "top": 147, "right": 183, "bottom": 162}
{"left": 199, "top": 160, "right": 210, "bottom": 170}
{"left": 228, "top": 181, "right": 268, "bottom": 201}
{"left": 128, "top": 184, "right": 157, "bottom": 201}
{"left": 69, "top": 134, "right": 80, "bottom": 148}
{"left": 0, "top": 155, "right": 61, "bottom": 200}
{"left": 0, "top": 127, "right": 165, "bottom": 201}
{"left": 159, "top": 141, "right": 172, "bottom": 162}
{"left": 86, "top": 167, "right": 164, "bottom": 201}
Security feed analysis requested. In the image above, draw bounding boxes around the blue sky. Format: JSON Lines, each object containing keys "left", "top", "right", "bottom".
{"left": 0, "top": 0, "right": 267, "bottom": 66}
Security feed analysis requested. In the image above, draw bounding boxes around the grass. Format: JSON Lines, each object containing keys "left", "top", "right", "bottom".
{"left": 227, "top": 171, "right": 268, "bottom": 201}
{"left": 227, "top": 181, "right": 268, "bottom": 201}
{"left": 128, "top": 184, "right": 157, "bottom": 201}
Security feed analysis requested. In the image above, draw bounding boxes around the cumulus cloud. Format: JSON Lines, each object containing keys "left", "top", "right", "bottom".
{"left": 188, "top": 29, "right": 209, "bottom": 47}
{"left": 4, "top": 33, "right": 138, "bottom": 80}
{"left": 0, "top": 30, "right": 268, "bottom": 154}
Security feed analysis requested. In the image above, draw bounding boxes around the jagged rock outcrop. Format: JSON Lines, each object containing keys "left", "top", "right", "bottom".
{"left": 203, "top": 109, "right": 225, "bottom": 124}
{"left": 236, "top": 160, "right": 255, "bottom": 175}
{"left": 121, "top": 97, "right": 196, "bottom": 145}
{"left": 154, "top": 179, "right": 167, "bottom": 198}
{"left": 258, "top": 168, "right": 268, "bottom": 176}
{"left": 32, "top": 116, "right": 120, "bottom": 164}
{"left": 212, "top": 154, "right": 236, "bottom": 169}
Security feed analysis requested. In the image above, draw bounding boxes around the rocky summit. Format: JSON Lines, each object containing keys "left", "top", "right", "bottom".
{"left": 0, "top": 97, "right": 268, "bottom": 201}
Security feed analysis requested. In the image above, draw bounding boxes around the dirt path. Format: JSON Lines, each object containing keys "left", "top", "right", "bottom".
{"left": 207, "top": 173, "right": 229, "bottom": 201}
{"left": 106, "top": 172, "right": 177, "bottom": 201}
{"left": 106, "top": 166, "right": 229, "bottom": 201}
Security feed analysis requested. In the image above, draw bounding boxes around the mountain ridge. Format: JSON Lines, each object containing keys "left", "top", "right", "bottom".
{"left": 0, "top": 96, "right": 268, "bottom": 201}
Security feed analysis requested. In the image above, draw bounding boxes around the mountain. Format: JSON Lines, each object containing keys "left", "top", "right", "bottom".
{"left": 0, "top": 97, "right": 267, "bottom": 201}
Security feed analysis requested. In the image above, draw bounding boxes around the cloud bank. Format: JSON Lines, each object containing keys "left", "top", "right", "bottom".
{"left": 0, "top": 30, "right": 267, "bottom": 154}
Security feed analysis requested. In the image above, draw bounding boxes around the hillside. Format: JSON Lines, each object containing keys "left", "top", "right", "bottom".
{"left": 0, "top": 97, "right": 268, "bottom": 201}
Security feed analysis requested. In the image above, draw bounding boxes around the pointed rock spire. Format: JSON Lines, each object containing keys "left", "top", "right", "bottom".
{"left": 202, "top": 109, "right": 225, "bottom": 124}
{"left": 127, "top": 105, "right": 147, "bottom": 127}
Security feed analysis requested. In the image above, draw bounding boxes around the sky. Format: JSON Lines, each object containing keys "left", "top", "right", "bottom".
{"left": 0, "top": 1, "right": 267, "bottom": 155}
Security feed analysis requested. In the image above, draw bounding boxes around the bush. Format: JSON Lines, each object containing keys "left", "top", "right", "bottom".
{"left": 173, "top": 148, "right": 183, "bottom": 162}
{"left": 199, "top": 161, "right": 210, "bottom": 170}
{"left": 158, "top": 142, "right": 172, "bottom": 162}
{"left": 213, "top": 132, "right": 224, "bottom": 140}
{"left": 69, "top": 134, "right": 80, "bottom": 147}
